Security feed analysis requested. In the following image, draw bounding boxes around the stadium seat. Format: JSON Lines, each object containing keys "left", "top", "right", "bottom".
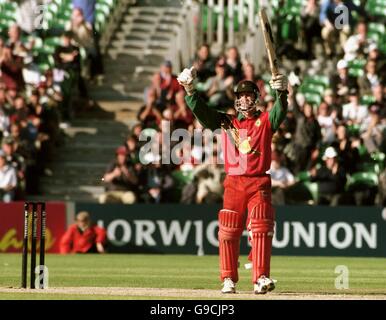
{"left": 360, "top": 95, "right": 376, "bottom": 106}
{"left": 371, "top": 152, "right": 385, "bottom": 171}
{"left": 345, "top": 172, "right": 379, "bottom": 192}
{"left": 171, "top": 170, "right": 194, "bottom": 202}
{"left": 297, "top": 171, "right": 311, "bottom": 182}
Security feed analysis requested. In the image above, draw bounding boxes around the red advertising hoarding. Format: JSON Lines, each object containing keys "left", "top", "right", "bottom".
{"left": 0, "top": 202, "right": 67, "bottom": 253}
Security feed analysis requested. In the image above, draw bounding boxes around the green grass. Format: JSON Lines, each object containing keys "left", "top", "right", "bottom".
{"left": 0, "top": 254, "right": 385, "bottom": 299}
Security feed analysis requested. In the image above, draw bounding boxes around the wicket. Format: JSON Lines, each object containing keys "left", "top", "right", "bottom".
{"left": 21, "top": 202, "right": 47, "bottom": 289}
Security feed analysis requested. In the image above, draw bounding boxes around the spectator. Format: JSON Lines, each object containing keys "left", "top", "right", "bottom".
{"left": 342, "top": 87, "right": 368, "bottom": 125}
{"left": 67, "top": 8, "right": 96, "bottom": 80}
{"left": 200, "top": 59, "right": 234, "bottom": 110}
{"left": 372, "top": 85, "right": 386, "bottom": 119}
{"left": 99, "top": 146, "right": 138, "bottom": 204}
{"left": 343, "top": 21, "right": 374, "bottom": 61}
{"left": 225, "top": 46, "right": 244, "bottom": 84}
{"left": 285, "top": 88, "right": 322, "bottom": 173}
{"left": 72, "top": 0, "right": 104, "bottom": 80}
{"left": 54, "top": 31, "right": 88, "bottom": 118}
{"left": 330, "top": 59, "right": 358, "bottom": 102}
{"left": 358, "top": 59, "right": 380, "bottom": 96}
{"left": 360, "top": 105, "right": 385, "bottom": 154}
{"left": 242, "top": 62, "right": 267, "bottom": 101}
{"left": 317, "top": 102, "right": 335, "bottom": 144}
{"left": 60, "top": 211, "right": 107, "bottom": 254}
{"left": 191, "top": 43, "right": 216, "bottom": 83}
{"left": 300, "top": 0, "right": 322, "bottom": 59}
{"left": 72, "top": 0, "right": 96, "bottom": 26}
{"left": 309, "top": 146, "right": 347, "bottom": 205}
{"left": 319, "top": 0, "right": 364, "bottom": 57}
{"left": 149, "top": 60, "right": 183, "bottom": 111}
{"left": 321, "top": 88, "right": 342, "bottom": 121}
{"left": 7, "top": 24, "right": 29, "bottom": 58}
{"left": 331, "top": 123, "right": 360, "bottom": 174}
{"left": 140, "top": 162, "right": 174, "bottom": 203}
{"left": 368, "top": 44, "right": 386, "bottom": 86}
{"left": 137, "top": 87, "right": 162, "bottom": 129}
{"left": 270, "top": 151, "right": 295, "bottom": 205}
{"left": 2, "top": 135, "right": 26, "bottom": 198}
{"left": 193, "top": 151, "right": 224, "bottom": 204}
{"left": 0, "top": 150, "right": 17, "bottom": 202}
{"left": 0, "top": 44, "right": 25, "bottom": 91}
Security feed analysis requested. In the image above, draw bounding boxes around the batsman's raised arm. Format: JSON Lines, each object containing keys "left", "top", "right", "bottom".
{"left": 268, "top": 74, "right": 289, "bottom": 132}
{"left": 177, "top": 66, "right": 223, "bottom": 131}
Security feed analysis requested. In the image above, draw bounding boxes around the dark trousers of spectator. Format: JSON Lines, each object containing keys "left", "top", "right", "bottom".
{"left": 302, "top": 21, "right": 322, "bottom": 59}
{"left": 90, "top": 27, "right": 104, "bottom": 79}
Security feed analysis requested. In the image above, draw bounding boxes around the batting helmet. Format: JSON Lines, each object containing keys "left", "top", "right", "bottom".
{"left": 234, "top": 80, "right": 260, "bottom": 100}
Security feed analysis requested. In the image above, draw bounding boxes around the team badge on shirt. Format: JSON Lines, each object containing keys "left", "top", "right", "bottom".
{"left": 255, "top": 119, "right": 261, "bottom": 127}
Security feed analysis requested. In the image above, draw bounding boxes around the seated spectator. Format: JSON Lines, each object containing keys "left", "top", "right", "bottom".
{"left": 0, "top": 44, "right": 25, "bottom": 91}
{"left": 330, "top": 59, "right": 358, "bottom": 103}
{"left": 194, "top": 151, "right": 224, "bottom": 204}
{"left": 358, "top": 59, "right": 380, "bottom": 96}
{"left": 60, "top": 211, "right": 107, "bottom": 254}
{"left": 242, "top": 62, "right": 267, "bottom": 101}
{"left": 2, "top": 136, "right": 26, "bottom": 199}
{"left": 368, "top": 44, "right": 386, "bottom": 86}
{"left": 181, "top": 151, "right": 224, "bottom": 204}
{"left": 309, "top": 146, "right": 347, "bottom": 205}
{"left": 140, "top": 162, "right": 174, "bottom": 203}
{"left": 331, "top": 123, "right": 360, "bottom": 174}
{"left": 123, "top": 134, "right": 140, "bottom": 166}
{"left": 200, "top": 59, "right": 234, "bottom": 110}
{"left": 149, "top": 60, "right": 183, "bottom": 111}
{"left": 7, "top": 24, "right": 29, "bottom": 58}
{"left": 343, "top": 21, "right": 375, "bottom": 62}
{"left": 0, "top": 101, "right": 10, "bottom": 140}
{"left": 191, "top": 43, "right": 216, "bottom": 83}
{"left": 100, "top": 146, "right": 138, "bottom": 204}
{"left": 317, "top": 102, "right": 335, "bottom": 144}
{"left": 342, "top": 87, "right": 368, "bottom": 125}
{"left": 0, "top": 149, "right": 17, "bottom": 202}
{"left": 372, "top": 85, "right": 386, "bottom": 119}
{"left": 270, "top": 151, "right": 295, "bottom": 205}
{"left": 137, "top": 87, "right": 163, "bottom": 129}
{"left": 322, "top": 88, "right": 342, "bottom": 121}
{"left": 360, "top": 105, "right": 385, "bottom": 154}
{"left": 225, "top": 46, "right": 244, "bottom": 84}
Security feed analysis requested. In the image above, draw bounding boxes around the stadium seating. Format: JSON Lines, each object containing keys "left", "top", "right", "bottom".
{"left": 345, "top": 172, "right": 379, "bottom": 192}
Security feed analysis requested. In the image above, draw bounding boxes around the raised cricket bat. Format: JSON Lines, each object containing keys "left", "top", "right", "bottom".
{"left": 258, "top": 8, "right": 279, "bottom": 77}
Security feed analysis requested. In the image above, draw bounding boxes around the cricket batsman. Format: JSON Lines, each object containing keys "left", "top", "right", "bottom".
{"left": 177, "top": 67, "right": 288, "bottom": 294}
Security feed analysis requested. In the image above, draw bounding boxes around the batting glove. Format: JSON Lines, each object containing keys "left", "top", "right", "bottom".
{"left": 177, "top": 66, "right": 197, "bottom": 96}
{"left": 269, "top": 74, "right": 288, "bottom": 92}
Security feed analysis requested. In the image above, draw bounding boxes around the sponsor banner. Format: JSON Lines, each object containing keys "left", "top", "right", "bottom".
{"left": 0, "top": 202, "right": 67, "bottom": 253}
{"left": 75, "top": 204, "right": 386, "bottom": 257}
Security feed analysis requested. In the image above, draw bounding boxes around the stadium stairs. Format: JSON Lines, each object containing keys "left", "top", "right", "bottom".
{"left": 27, "top": 0, "right": 184, "bottom": 203}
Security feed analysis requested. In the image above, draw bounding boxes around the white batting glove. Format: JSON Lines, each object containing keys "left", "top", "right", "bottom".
{"left": 177, "top": 66, "right": 197, "bottom": 96}
{"left": 269, "top": 74, "right": 288, "bottom": 92}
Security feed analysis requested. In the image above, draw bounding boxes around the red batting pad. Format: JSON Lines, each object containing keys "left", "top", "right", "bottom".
{"left": 218, "top": 209, "right": 244, "bottom": 282}
{"left": 250, "top": 203, "right": 275, "bottom": 282}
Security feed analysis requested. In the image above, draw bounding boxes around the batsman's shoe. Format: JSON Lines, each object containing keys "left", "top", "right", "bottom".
{"left": 221, "top": 278, "right": 236, "bottom": 294}
{"left": 254, "top": 276, "right": 276, "bottom": 294}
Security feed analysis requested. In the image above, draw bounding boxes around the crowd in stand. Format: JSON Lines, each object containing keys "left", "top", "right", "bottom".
{"left": 0, "top": 0, "right": 102, "bottom": 202}
{"left": 100, "top": 0, "right": 385, "bottom": 206}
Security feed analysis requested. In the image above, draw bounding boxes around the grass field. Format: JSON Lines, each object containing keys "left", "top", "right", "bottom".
{"left": 0, "top": 254, "right": 385, "bottom": 300}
